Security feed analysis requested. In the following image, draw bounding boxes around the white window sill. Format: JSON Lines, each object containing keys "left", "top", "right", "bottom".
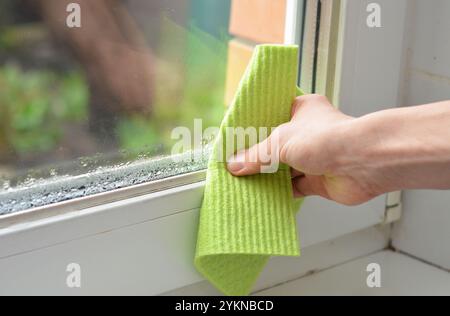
{"left": 0, "top": 171, "right": 388, "bottom": 295}
{"left": 255, "top": 251, "right": 450, "bottom": 296}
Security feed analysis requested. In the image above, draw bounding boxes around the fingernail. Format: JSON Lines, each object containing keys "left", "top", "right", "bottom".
{"left": 227, "top": 153, "right": 245, "bottom": 173}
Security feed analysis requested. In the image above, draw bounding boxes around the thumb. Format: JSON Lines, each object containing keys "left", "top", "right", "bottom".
{"left": 227, "top": 126, "right": 288, "bottom": 176}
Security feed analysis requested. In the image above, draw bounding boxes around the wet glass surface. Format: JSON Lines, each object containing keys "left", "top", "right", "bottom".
{"left": 0, "top": 0, "right": 231, "bottom": 213}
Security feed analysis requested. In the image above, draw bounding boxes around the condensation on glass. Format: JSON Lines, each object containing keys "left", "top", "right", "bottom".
{"left": 0, "top": 0, "right": 231, "bottom": 214}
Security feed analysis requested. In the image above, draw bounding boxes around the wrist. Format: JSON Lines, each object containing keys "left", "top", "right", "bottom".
{"left": 330, "top": 112, "right": 401, "bottom": 195}
{"left": 332, "top": 104, "right": 450, "bottom": 193}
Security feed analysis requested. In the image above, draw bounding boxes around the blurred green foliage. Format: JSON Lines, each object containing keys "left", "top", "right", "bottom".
{"left": 0, "top": 0, "right": 230, "bottom": 163}
{"left": 117, "top": 19, "right": 228, "bottom": 155}
{"left": 0, "top": 65, "right": 88, "bottom": 154}
{"left": 0, "top": 21, "right": 228, "bottom": 158}
{"left": 117, "top": 117, "right": 160, "bottom": 154}
{"left": 0, "top": 25, "right": 47, "bottom": 52}
{"left": 116, "top": 0, "right": 230, "bottom": 155}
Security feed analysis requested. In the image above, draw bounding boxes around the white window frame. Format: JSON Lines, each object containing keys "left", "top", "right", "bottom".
{"left": 0, "top": 0, "right": 408, "bottom": 295}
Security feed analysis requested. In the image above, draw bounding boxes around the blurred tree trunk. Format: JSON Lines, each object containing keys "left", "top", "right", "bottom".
{"left": 37, "top": 0, "right": 155, "bottom": 137}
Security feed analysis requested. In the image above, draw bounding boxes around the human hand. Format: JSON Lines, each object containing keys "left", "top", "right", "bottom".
{"left": 226, "top": 94, "right": 382, "bottom": 205}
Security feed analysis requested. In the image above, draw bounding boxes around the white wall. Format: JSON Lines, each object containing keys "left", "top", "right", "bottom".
{"left": 392, "top": 0, "right": 450, "bottom": 270}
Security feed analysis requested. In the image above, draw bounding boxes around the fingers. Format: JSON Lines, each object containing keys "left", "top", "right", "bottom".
{"left": 228, "top": 122, "right": 294, "bottom": 176}
{"left": 227, "top": 122, "right": 297, "bottom": 176}
{"left": 226, "top": 149, "right": 259, "bottom": 176}
{"left": 292, "top": 175, "right": 328, "bottom": 199}
{"left": 228, "top": 94, "right": 334, "bottom": 177}
{"left": 227, "top": 136, "right": 272, "bottom": 176}
{"left": 292, "top": 176, "right": 312, "bottom": 198}
{"left": 291, "top": 168, "right": 304, "bottom": 178}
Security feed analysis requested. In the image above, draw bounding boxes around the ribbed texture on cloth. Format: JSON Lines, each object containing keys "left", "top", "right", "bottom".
{"left": 194, "top": 45, "right": 303, "bottom": 296}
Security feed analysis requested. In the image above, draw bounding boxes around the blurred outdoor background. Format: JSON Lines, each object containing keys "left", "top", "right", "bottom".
{"left": 0, "top": 0, "right": 230, "bottom": 186}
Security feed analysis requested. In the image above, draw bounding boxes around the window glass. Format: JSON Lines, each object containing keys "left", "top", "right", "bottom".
{"left": 0, "top": 0, "right": 231, "bottom": 213}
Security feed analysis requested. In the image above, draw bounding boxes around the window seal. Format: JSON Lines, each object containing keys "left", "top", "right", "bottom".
{"left": 0, "top": 148, "right": 209, "bottom": 217}
{"left": 0, "top": 169, "right": 205, "bottom": 228}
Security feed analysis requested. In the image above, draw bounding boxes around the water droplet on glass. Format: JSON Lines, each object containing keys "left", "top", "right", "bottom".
{"left": 79, "top": 158, "right": 89, "bottom": 168}
{"left": 50, "top": 169, "right": 58, "bottom": 177}
{"left": 2, "top": 180, "right": 10, "bottom": 191}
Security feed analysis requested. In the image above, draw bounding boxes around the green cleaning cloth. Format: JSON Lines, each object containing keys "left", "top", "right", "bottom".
{"left": 194, "top": 44, "right": 303, "bottom": 296}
